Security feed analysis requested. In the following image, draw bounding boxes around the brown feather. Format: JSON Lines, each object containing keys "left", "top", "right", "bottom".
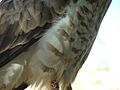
{"left": 0, "top": 0, "right": 69, "bottom": 67}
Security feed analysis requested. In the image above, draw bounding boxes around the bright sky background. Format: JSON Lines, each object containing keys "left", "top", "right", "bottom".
{"left": 82, "top": 0, "right": 120, "bottom": 74}
{"left": 73, "top": 0, "right": 120, "bottom": 90}
{"left": 0, "top": 0, "right": 119, "bottom": 90}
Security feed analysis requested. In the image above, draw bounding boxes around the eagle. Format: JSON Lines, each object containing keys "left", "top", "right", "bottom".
{"left": 0, "top": 0, "right": 111, "bottom": 90}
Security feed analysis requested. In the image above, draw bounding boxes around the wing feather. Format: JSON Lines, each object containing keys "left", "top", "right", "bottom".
{"left": 0, "top": 0, "right": 69, "bottom": 67}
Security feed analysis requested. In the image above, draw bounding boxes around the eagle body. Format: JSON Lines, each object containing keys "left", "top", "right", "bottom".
{"left": 0, "top": 0, "right": 112, "bottom": 90}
